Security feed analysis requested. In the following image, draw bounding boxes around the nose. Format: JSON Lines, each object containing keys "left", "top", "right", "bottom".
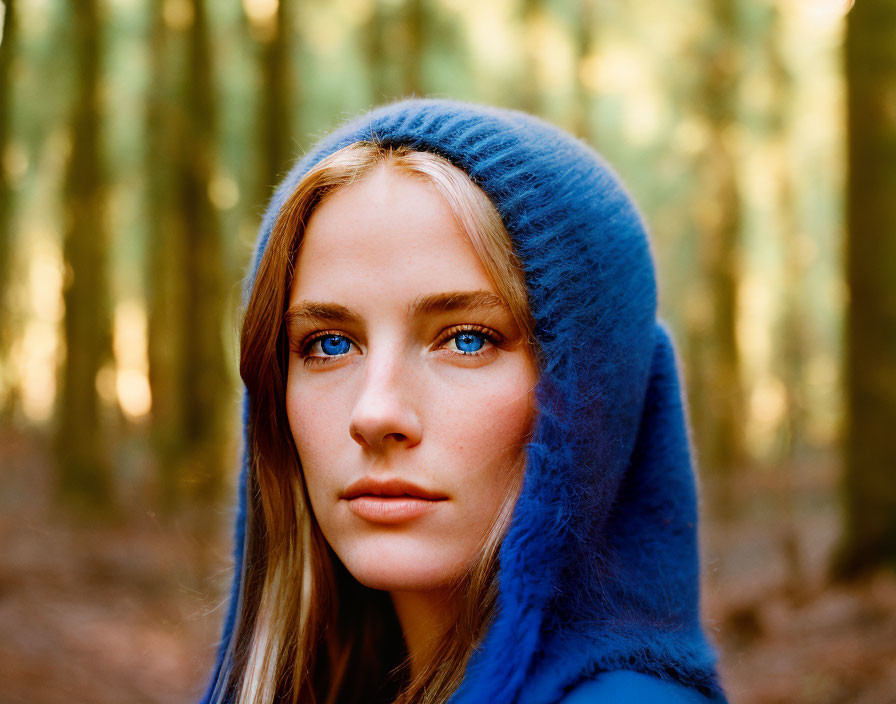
{"left": 349, "top": 350, "right": 422, "bottom": 452}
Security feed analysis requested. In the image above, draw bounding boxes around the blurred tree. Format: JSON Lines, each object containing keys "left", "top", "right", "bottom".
{"left": 691, "top": 0, "right": 746, "bottom": 509}
{"left": 174, "top": 0, "right": 229, "bottom": 504}
{"left": 766, "top": 5, "right": 807, "bottom": 466}
{"left": 362, "top": 0, "right": 438, "bottom": 103}
{"left": 403, "top": 0, "right": 426, "bottom": 96}
{"left": 572, "top": 0, "right": 598, "bottom": 141}
{"left": 0, "top": 0, "right": 16, "bottom": 418}
{"left": 145, "top": 0, "right": 182, "bottom": 509}
{"left": 363, "top": 0, "right": 391, "bottom": 102}
{"left": 258, "top": 0, "right": 295, "bottom": 194}
{"left": 56, "top": 0, "right": 114, "bottom": 511}
{"left": 766, "top": 2, "right": 809, "bottom": 600}
{"left": 836, "top": 0, "right": 896, "bottom": 577}
{"left": 519, "top": 0, "right": 545, "bottom": 115}
{"left": 145, "top": 0, "right": 229, "bottom": 509}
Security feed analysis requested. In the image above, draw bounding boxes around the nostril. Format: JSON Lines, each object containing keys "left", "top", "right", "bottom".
{"left": 348, "top": 391, "right": 423, "bottom": 449}
{"left": 351, "top": 428, "right": 410, "bottom": 449}
{"left": 349, "top": 426, "right": 367, "bottom": 447}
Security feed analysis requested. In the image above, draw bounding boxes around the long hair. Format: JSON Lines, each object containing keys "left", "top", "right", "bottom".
{"left": 219, "top": 142, "right": 538, "bottom": 703}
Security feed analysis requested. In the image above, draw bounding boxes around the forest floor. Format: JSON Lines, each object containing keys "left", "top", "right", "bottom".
{"left": 1, "top": 427, "right": 895, "bottom": 704}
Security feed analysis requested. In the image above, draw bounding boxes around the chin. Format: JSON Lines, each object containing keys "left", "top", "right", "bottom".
{"left": 336, "top": 537, "right": 467, "bottom": 593}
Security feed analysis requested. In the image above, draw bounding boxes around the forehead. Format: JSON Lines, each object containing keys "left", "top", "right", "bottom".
{"left": 290, "top": 166, "right": 496, "bottom": 304}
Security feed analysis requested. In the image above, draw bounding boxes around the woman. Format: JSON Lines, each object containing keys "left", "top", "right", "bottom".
{"left": 201, "top": 99, "right": 727, "bottom": 703}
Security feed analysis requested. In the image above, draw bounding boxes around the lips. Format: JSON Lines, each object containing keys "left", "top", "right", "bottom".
{"left": 342, "top": 477, "right": 448, "bottom": 524}
{"left": 341, "top": 477, "right": 448, "bottom": 501}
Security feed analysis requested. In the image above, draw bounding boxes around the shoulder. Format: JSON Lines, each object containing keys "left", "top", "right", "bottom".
{"left": 557, "top": 671, "right": 727, "bottom": 704}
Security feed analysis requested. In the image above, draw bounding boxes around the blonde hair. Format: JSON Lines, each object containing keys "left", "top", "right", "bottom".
{"left": 214, "top": 142, "right": 537, "bottom": 704}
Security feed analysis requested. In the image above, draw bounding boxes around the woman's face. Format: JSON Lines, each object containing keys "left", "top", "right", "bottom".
{"left": 285, "top": 164, "right": 538, "bottom": 593}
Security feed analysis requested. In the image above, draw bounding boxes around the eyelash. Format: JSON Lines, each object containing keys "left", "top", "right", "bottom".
{"left": 299, "top": 333, "right": 352, "bottom": 367}
{"left": 298, "top": 325, "right": 501, "bottom": 367}
{"left": 438, "top": 325, "right": 502, "bottom": 358}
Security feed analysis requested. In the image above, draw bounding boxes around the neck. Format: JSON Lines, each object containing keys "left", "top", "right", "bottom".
{"left": 390, "top": 587, "right": 459, "bottom": 680}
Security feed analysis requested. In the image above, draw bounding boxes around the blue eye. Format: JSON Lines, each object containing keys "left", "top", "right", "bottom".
{"left": 450, "top": 330, "right": 488, "bottom": 354}
{"left": 313, "top": 334, "right": 352, "bottom": 356}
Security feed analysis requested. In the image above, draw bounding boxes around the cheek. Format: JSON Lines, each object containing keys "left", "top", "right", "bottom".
{"left": 442, "top": 370, "right": 536, "bottom": 490}
{"left": 284, "top": 369, "right": 349, "bottom": 496}
{"left": 436, "top": 374, "right": 533, "bottom": 572}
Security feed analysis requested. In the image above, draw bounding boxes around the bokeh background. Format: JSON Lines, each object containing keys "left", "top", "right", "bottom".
{"left": 2, "top": 0, "right": 895, "bottom": 702}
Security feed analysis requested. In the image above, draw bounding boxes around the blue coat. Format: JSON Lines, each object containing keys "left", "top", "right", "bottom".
{"left": 561, "top": 671, "right": 726, "bottom": 702}
{"left": 201, "top": 99, "right": 727, "bottom": 704}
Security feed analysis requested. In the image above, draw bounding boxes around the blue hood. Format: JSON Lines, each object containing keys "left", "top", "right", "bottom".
{"left": 202, "top": 98, "right": 723, "bottom": 703}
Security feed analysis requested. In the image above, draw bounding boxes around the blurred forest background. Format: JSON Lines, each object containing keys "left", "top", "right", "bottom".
{"left": 1, "top": 0, "right": 895, "bottom": 702}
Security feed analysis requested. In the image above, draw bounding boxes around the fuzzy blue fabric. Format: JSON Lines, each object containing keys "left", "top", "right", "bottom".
{"left": 559, "top": 670, "right": 727, "bottom": 703}
{"left": 200, "top": 98, "right": 725, "bottom": 703}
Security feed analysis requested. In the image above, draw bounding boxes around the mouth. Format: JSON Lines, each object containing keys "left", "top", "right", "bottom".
{"left": 342, "top": 477, "right": 448, "bottom": 524}
{"left": 341, "top": 477, "right": 448, "bottom": 501}
{"left": 345, "top": 495, "right": 445, "bottom": 524}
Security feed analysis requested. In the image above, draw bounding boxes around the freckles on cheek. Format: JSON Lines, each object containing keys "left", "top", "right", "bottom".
{"left": 291, "top": 387, "right": 338, "bottom": 430}
{"left": 286, "top": 383, "right": 335, "bottom": 456}
{"left": 286, "top": 386, "right": 345, "bottom": 503}
{"left": 452, "top": 384, "right": 534, "bottom": 469}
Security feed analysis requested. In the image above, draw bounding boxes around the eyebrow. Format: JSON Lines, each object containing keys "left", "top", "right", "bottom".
{"left": 284, "top": 290, "right": 510, "bottom": 333}
{"left": 411, "top": 290, "right": 509, "bottom": 316}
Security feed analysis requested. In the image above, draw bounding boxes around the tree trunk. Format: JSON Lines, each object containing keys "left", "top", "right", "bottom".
{"left": 766, "top": 3, "right": 808, "bottom": 600}
{"left": 176, "top": 0, "right": 229, "bottom": 504}
{"left": 0, "top": 0, "right": 16, "bottom": 417}
{"left": 835, "top": 0, "right": 896, "bottom": 578}
{"left": 692, "top": 0, "right": 745, "bottom": 513}
{"left": 572, "top": 0, "right": 598, "bottom": 141}
{"left": 259, "top": 0, "right": 294, "bottom": 196}
{"left": 56, "top": 0, "right": 114, "bottom": 511}
{"left": 519, "top": 0, "right": 544, "bottom": 115}
{"left": 402, "top": 0, "right": 425, "bottom": 97}
{"left": 145, "top": 0, "right": 184, "bottom": 509}
{"left": 146, "top": 0, "right": 228, "bottom": 509}
{"left": 363, "top": 1, "right": 390, "bottom": 103}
